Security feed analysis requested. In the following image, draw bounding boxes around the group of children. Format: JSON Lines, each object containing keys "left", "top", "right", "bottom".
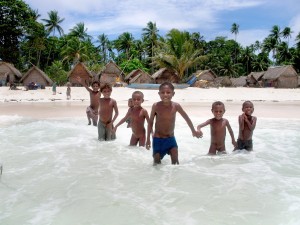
{"left": 80, "top": 79, "right": 257, "bottom": 165}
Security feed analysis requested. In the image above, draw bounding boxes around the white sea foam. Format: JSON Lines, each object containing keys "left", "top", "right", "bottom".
{"left": 0, "top": 116, "right": 300, "bottom": 225}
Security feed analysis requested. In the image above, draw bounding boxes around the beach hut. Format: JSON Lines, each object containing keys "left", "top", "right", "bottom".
{"left": 214, "top": 76, "right": 232, "bottom": 87}
{"left": 68, "top": 62, "right": 93, "bottom": 86}
{"left": 152, "top": 68, "right": 179, "bottom": 84}
{"left": 0, "top": 61, "right": 22, "bottom": 86}
{"left": 125, "top": 69, "right": 154, "bottom": 84}
{"left": 195, "top": 69, "right": 217, "bottom": 81}
{"left": 99, "top": 61, "right": 125, "bottom": 86}
{"left": 20, "top": 65, "right": 53, "bottom": 87}
{"left": 230, "top": 76, "right": 248, "bottom": 87}
{"left": 247, "top": 71, "right": 265, "bottom": 87}
{"left": 262, "top": 65, "right": 298, "bottom": 88}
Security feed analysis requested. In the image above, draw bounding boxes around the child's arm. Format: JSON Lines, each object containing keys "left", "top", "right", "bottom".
{"left": 226, "top": 119, "right": 237, "bottom": 147}
{"left": 196, "top": 119, "right": 211, "bottom": 137}
{"left": 76, "top": 77, "right": 91, "bottom": 93}
{"left": 146, "top": 104, "right": 156, "bottom": 150}
{"left": 113, "top": 109, "right": 131, "bottom": 133}
{"left": 176, "top": 103, "right": 201, "bottom": 138}
{"left": 244, "top": 115, "right": 257, "bottom": 131}
{"left": 109, "top": 100, "right": 119, "bottom": 129}
{"left": 239, "top": 114, "right": 245, "bottom": 130}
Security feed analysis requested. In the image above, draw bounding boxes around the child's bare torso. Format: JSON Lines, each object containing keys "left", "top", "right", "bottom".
{"left": 99, "top": 98, "right": 114, "bottom": 123}
{"left": 130, "top": 107, "right": 147, "bottom": 137}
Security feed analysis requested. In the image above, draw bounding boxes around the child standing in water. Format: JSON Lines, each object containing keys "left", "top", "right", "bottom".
{"left": 234, "top": 101, "right": 257, "bottom": 151}
{"left": 98, "top": 83, "right": 119, "bottom": 141}
{"left": 76, "top": 77, "right": 101, "bottom": 126}
{"left": 197, "top": 101, "right": 237, "bottom": 155}
{"left": 146, "top": 82, "right": 201, "bottom": 165}
{"left": 114, "top": 91, "right": 149, "bottom": 146}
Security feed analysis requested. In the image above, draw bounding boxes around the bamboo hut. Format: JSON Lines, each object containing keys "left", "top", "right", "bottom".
{"left": 99, "top": 61, "right": 125, "bottom": 86}
{"left": 230, "top": 76, "right": 247, "bottom": 87}
{"left": 125, "top": 69, "right": 154, "bottom": 84}
{"left": 214, "top": 76, "right": 232, "bottom": 87}
{"left": 247, "top": 71, "right": 265, "bottom": 87}
{"left": 262, "top": 65, "right": 298, "bottom": 88}
{"left": 68, "top": 62, "right": 93, "bottom": 86}
{"left": 20, "top": 65, "right": 53, "bottom": 87}
{"left": 0, "top": 61, "right": 22, "bottom": 86}
{"left": 151, "top": 68, "right": 179, "bottom": 84}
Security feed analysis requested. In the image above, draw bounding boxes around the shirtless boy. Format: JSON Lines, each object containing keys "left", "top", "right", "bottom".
{"left": 77, "top": 77, "right": 101, "bottom": 126}
{"left": 98, "top": 83, "right": 119, "bottom": 141}
{"left": 113, "top": 91, "right": 149, "bottom": 146}
{"left": 234, "top": 101, "right": 257, "bottom": 151}
{"left": 197, "top": 101, "right": 237, "bottom": 155}
{"left": 146, "top": 82, "right": 201, "bottom": 165}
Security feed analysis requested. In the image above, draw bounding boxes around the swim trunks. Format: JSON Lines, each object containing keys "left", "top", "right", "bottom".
{"left": 98, "top": 120, "right": 116, "bottom": 141}
{"left": 153, "top": 136, "right": 178, "bottom": 159}
{"left": 237, "top": 139, "right": 253, "bottom": 151}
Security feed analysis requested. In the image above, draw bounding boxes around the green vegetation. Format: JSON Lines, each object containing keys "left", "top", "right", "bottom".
{"left": 1, "top": 0, "right": 300, "bottom": 83}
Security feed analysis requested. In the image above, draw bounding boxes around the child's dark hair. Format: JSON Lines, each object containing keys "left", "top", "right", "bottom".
{"left": 132, "top": 90, "right": 144, "bottom": 98}
{"left": 212, "top": 101, "right": 225, "bottom": 109}
{"left": 100, "top": 83, "right": 112, "bottom": 92}
{"left": 159, "top": 82, "right": 174, "bottom": 91}
{"left": 242, "top": 100, "right": 253, "bottom": 108}
{"left": 91, "top": 81, "right": 100, "bottom": 87}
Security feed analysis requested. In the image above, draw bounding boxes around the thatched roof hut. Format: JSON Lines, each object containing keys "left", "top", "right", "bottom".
{"left": 99, "top": 61, "right": 124, "bottom": 85}
{"left": 0, "top": 61, "right": 22, "bottom": 85}
{"left": 262, "top": 65, "right": 298, "bottom": 88}
{"left": 230, "top": 76, "right": 247, "bottom": 87}
{"left": 68, "top": 62, "right": 93, "bottom": 86}
{"left": 152, "top": 68, "right": 179, "bottom": 84}
{"left": 125, "top": 69, "right": 154, "bottom": 84}
{"left": 247, "top": 71, "right": 265, "bottom": 87}
{"left": 214, "top": 76, "right": 232, "bottom": 87}
{"left": 20, "top": 65, "right": 53, "bottom": 86}
{"left": 195, "top": 69, "right": 217, "bottom": 81}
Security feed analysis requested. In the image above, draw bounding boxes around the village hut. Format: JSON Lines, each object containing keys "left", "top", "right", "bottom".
{"left": 99, "top": 61, "right": 125, "bottom": 86}
{"left": 125, "top": 69, "right": 154, "bottom": 84}
{"left": 151, "top": 68, "right": 180, "bottom": 84}
{"left": 246, "top": 71, "right": 265, "bottom": 87}
{"left": 230, "top": 76, "right": 248, "bottom": 87}
{"left": 262, "top": 65, "right": 298, "bottom": 88}
{"left": 214, "top": 76, "right": 232, "bottom": 87}
{"left": 68, "top": 62, "right": 93, "bottom": 86}
{"left": 195, "top": 69, "right": 217, "bottom": 82}
{"left": 20, "top": 65, "right": 53, "bottom": 87}
{"left": 0, "top": 61, "right": 22, "bottom": 86}
{"left": 298, "top": 76, "right": 300, "bottom": 88}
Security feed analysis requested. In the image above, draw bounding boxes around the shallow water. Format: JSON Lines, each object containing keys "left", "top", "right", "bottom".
{"left": 0, "top": 115, "right": 300, "bottom": 225}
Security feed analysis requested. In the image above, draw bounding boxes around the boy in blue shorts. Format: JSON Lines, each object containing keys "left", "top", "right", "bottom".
{"left": 146, "top": 82, "right": 201, "bottom": 165}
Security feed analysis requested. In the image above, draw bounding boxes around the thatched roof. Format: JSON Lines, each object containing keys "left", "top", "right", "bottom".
{"left": 129, "top": 72, "right": 154, "bottom": 84}
{"left": 263, "top": 65, "right": 297, "bottom": 80}
{"left": 125, "top": 68, "right": 145, "bottom": 81}
{"left": 68, "top": 62, "right": 93, "bottom": 79}
{"left": 20, "top": 65, "right": 53, "bottom": 84}
{"left": 152, "top": 68, "right": 168, "bottom": 79}
{"left": 230, "top": 76, "right": 247, "bottom": 87}
{"left": 151, "top": 68, "right": 179, "bottom": 84}
{"left": 100, "top": 61, "right": 124, "bottom": 77}
{"left": 0, "top": 61, "right": 22, "bottom": 78}
{"left": 247, "top": 71, "right": 265, "bottom": 81}
{"left": 195, "top": 69, "right": 217, "bottom": 80}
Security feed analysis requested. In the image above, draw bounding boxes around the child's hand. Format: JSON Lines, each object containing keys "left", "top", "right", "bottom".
{"left": 194, "top": 130, "right": 203, "bottom": 138}
{"left": 146, "top": 139, "right": 151, "bottom": 150}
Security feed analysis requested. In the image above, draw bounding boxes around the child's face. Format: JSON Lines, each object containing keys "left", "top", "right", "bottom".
{"left": 132, "top": 94, "right": 144, "bottom": 107}
{"left": 128, "top": 99, "right": 133, "bottom": 107}
{"left": 101, "top": 88, "right": 112, "bottom": 98}
{"left": 242, "top": 103, "right": 254, "bottom": 115}
{"left": 212, "top": 105, "right": 225, "bottom": 120}
{"left": 92, "top": 83, "right": 100, "bottom": 91}
{"left": 158, "top": 86, "right": 174, "bottom": 103}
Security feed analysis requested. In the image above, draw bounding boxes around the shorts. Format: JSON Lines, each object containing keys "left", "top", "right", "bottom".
{"left": 98, "top": 120, "right": 116, "bottom": 141}
{"left": 237, "top": 139, "right": 253, "bottom": 151}
{"left": 86, "top": 106, "right": 98, "bottom": 121}
{"left": 153, "top": 136, "right": 178, "bottom": 159}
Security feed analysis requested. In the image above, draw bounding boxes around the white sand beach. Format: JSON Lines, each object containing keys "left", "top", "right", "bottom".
{"left": 0, "top": 86, "right": 300, "bottom": 119}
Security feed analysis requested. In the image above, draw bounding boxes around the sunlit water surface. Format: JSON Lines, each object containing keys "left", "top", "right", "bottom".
{"left": 0, "top": 115, "right": 300, "bottom": 225}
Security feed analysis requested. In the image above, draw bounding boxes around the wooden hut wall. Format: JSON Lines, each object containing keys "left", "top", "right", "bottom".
{"left": 22, "top": 70, "right": 49, "bottom": 86}
{"left": 277, "top": 75, "right": 298, "bottom": 88}
{"left": 0, "top": 64, "right": 20, "bottom": 84}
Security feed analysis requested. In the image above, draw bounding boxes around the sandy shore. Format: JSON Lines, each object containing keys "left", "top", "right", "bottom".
{"left": 0, "top": 86, "right": 300, "bottom": 119}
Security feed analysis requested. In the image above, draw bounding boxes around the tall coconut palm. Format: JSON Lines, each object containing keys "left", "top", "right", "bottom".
{"left": 42, "top": 10, "right": 64, "bottom": 36}
{"left": 69, "top": 22, "right": 91, "bottom": 41}
{"left": 114, "top": 32, "right": 135, "bottom": 60}
{"left": 61, "top": 37, "right": 89, "bottom": 65}
{"left": 97, "top": 33, "right": 110, "bottom": 64}
{"left": 142, "top": 21, "right": 160, "bottom": 73}
{"left": 282, "top": 27, "right": 293, "bottom": 47}
{"left": 231, "top": 23, "right": 239, "bottom": 63}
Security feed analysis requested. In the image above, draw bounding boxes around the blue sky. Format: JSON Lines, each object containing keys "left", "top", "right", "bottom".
{"left": 25, "top": 0, "right": 300, "bottom": 47}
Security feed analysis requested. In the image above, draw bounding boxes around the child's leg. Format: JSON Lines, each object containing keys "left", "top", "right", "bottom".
{"left": 153, "top": 153, "right": 161, "bottom": 164}
{"left": 86, "top": 112, "right": 91, "bottom": 125}
{"left": 129, "top": 134, "right": 139, "bottom": 146}
{"left": 169, "top": 147, "right": 179, "bottom": 164}
{"left": 208, "top": 145, "right": 217, "bottom": 155}
{"left": 138, "top": 134, "right": 146, "bottom": 147}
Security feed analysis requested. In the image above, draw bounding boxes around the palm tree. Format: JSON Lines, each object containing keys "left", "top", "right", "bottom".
{"left": 282, "top": 27, "right": 293, "bottom": 47}
{"left": 42, "top": 10, "right": 64, "bottom": 36}
{"left": 69, "top": 22, "right": 91, "bottom": 41}
{"left": 152, "top": 29, "right": 206, "bottom": 80}
{"left": 231, "top": 23, "right": 239, "bottom": 64}
{"left": 114, "top": 32, "right": 135, "bottom": 60}
{"left": 268, "top": 25, "right": 282, "bottom": 64}
{"left": 97, "top": 33, "right": 110, "bottom": 64}
{"left": 61, "top": 37, "right": 89, "bottom": 65}
{"left": 142, "top": 21, "right": 160, "bottom": 74}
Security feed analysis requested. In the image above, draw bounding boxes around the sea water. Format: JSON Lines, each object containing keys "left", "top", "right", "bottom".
{"left": 0, "top": 115, "right": 300, "bottom": 225}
